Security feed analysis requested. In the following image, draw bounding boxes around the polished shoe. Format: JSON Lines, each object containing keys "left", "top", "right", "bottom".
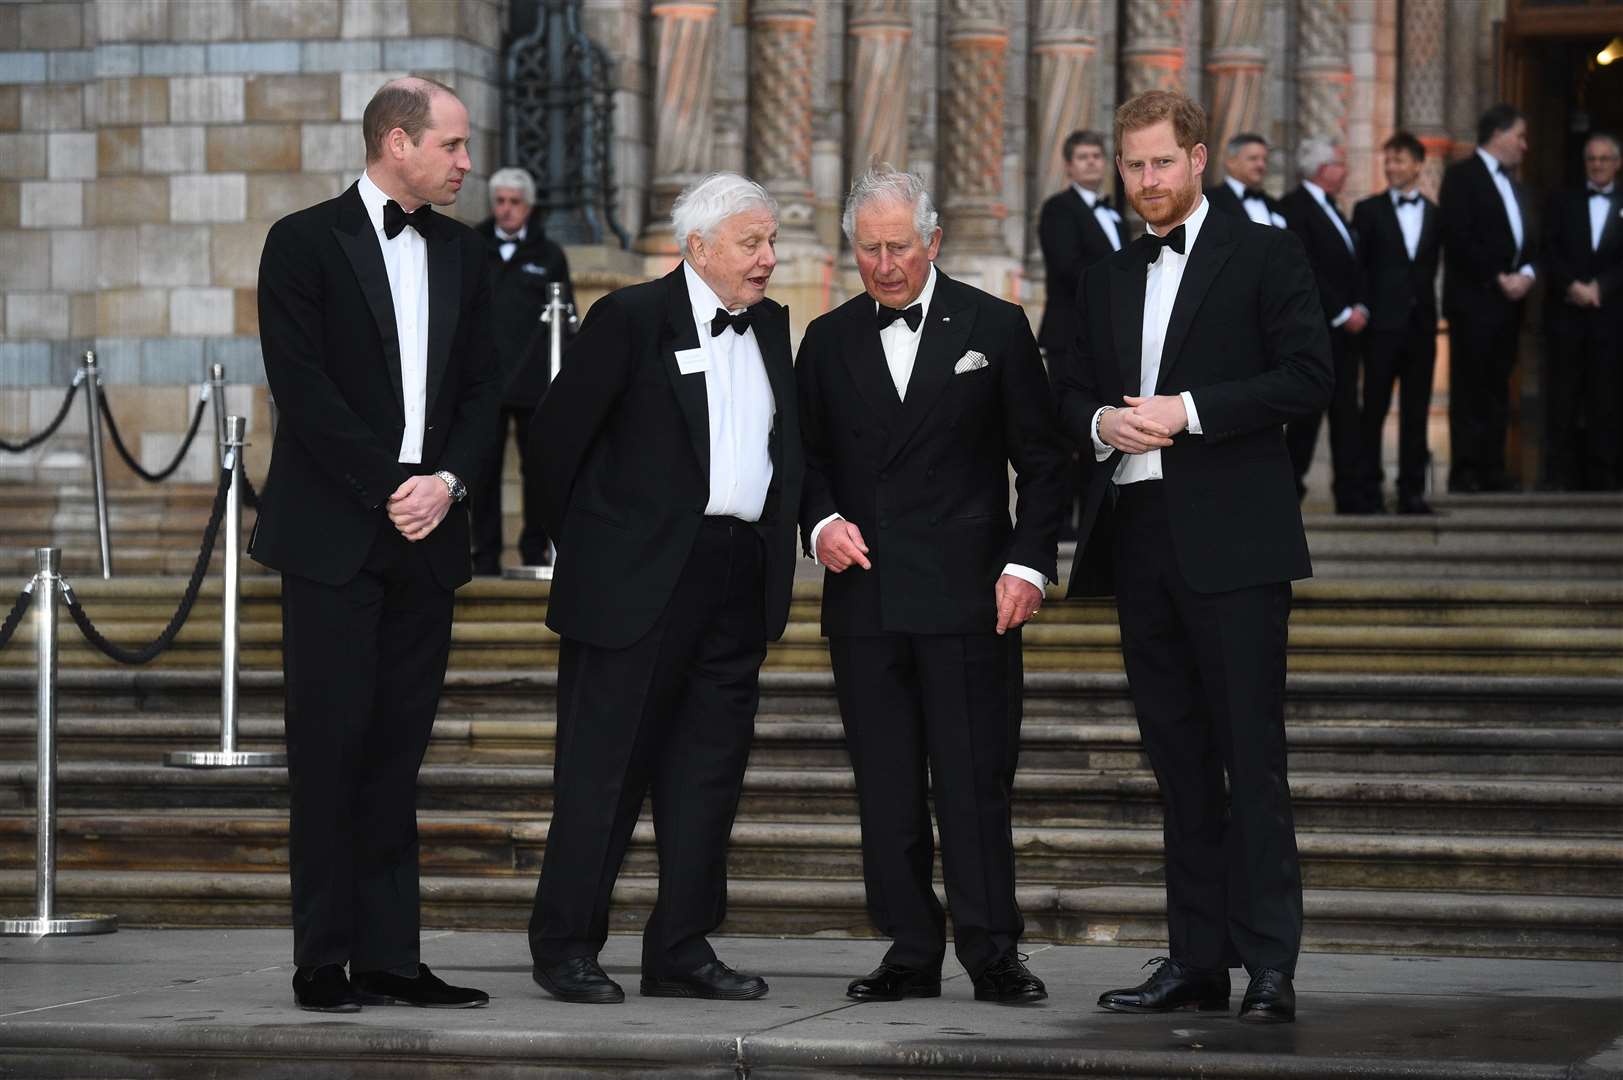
{"left": 1097, "top": 957, "right": 1230, "bottom": 1014}
{"left": 973, "top": 952, "right": 1047, "bottom": 1004}
{"left": 292, "top": 964, "right": 361, "bottom": 1013}
{"left": 1239, "top": 968, "right": 1296, "bottom": 1023}
{"left": 352, "top": 963, "right": 488, "bottom": 1008}
{"left": 1396, "top": 494, "right": 1435, "bottom": 515}
{"left": 533, "top": 957, "right": 625, "bottom": 1004}
{"left": 641, "top": 960, "right": 768, "bottom": 1000}
{"left": 846, "top": 963, "right": 942, "bottom": 1002}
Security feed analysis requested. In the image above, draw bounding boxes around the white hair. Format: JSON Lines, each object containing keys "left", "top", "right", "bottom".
{"left": 488, "top": 166, "right": 536, "bottom": 206}
{"left": 841, "top": 167, "right": 940, "bottom": 245}
{"left": 1296, "top": 137, "right": 1342, "bottom": 178}
{"left": 670, "top": 172, "right": 779, "bottom": 253}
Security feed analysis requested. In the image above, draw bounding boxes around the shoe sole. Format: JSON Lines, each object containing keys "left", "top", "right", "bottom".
{"left": 1098, "top": 999, "right": 1229, "bottom": 1014}
{"left": 533, "top": 978, "right": 625, "bottom": 1005}
{"left": 295, "top": 1001, "right": 361, "bottom": 1013}
{"left": 1238, "top": 1008, "right": 1295, "bottom": 1024}
{"left": 976, "top": 989, "right": 1049, "bottom": 1004}
{"left": 640, "top": 982, "right": 768, "bottom": 1000}
{"left": 846, "top": 986, "right": 942, "bottom": 1002}
{"left": 354, "top": 992, "right": 488, "bottom": 1009}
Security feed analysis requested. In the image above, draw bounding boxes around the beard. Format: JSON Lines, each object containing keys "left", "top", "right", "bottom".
{"left": 1130, "top": 178, "right": 1200, "bottom": 230}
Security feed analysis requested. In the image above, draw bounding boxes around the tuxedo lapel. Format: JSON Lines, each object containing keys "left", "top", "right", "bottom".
{"left": 1110, "top": 253, "right": 1146, "bottom": 394}
{"left": 1596, "top": 192, "right": 1623, "bottom": 253}
{"left": 838, "top": 300, "right": 903, "bottom": 418}
{"left": 423, "top": 220, "right": 461, "bottom": 417}
{"left": 331, "top": 184, "right": 405, "bottom": 420}
{"left": 1158, "top": 211, "right": 1238, "bottom": 391}
{"left": 660, "top": 267, "right": 710, "bottom": 480}
{"left": 1418, "top": 198, "right": 1439, "bottom": 260}
{"left": 755, "top": 300, "right": 793, "bottom": 463}
{"left": 882, "top": 272, "right": 974, "bottom": 467}
{"left": 1075, "top": 191, "right": 1113, "bottom": 252}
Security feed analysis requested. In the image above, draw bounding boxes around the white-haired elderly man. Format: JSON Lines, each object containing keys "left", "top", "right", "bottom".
{"left": 797, "top": 169, "right": 1069, "bottom": 1004}
{"left": 1280, "top": 137, "right": 1371, "bottom": 512}
{"left": 525, "top": 171, "right": 802, "bottom": 1005}
{"left": 471, "top": 166, "right": 575, "bottom": 573}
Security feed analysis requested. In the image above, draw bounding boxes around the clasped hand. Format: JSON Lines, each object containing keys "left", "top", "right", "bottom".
{"left": 1100, "top": 394, "right": 1187, "bottom": 455}
{"left": 388, "top": 474, "right": 451, "bottom": 542}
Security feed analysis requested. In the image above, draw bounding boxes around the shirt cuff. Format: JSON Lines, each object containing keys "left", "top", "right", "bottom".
{"left": 1330, "top": 306, "right": 1353, "bottom": 328}
{"left": 1180, "top": 391, "right": 1202, "bottom": 435}
{"left": 1001, "top": 563, "right": 1048, "bottom": 590}
{"left": 809, "top": 512, "right": 842, "bottom": 564}
{"left": 1518, "top": 264, "right": 1536, "bottom": 279}
{"left": 1091, "top": 406, "right": 1115, "bottom": 460}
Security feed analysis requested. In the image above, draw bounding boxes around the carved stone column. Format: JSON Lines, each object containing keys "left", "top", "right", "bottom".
{"left": 1029, "top": 1, "right": 1099, "bottom": 202}
{"left": 1401, "top": 0, "right": 1449, "bottom": 197}
{"left": 1204, "top": 0, "right": 1265, "bottom": 175}
{"left": 1121, "top": 0, "right": 1189, "bottom": 98}
{"left": 1446, "top": 0, "right": 1482, "bottom": 160}
{"left": 638, "top": 0, "right": 721, "bottom": 254}
{"left": 748, "top": 0, "right": 818, "bottom": 242}
{"left": 846, "top": 0, "right": 911, "bottom": 176}
{"left": 940, "top": 0, "right": 1009, "bottom": 257}
{"left": 1294, "top": 0, "right": 1351, "bottom": 150}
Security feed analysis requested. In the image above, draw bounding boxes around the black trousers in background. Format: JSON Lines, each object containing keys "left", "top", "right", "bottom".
{"left": 1360, "top": 320, "right": 1438, "bottom": 503}
{"left": 471, "top": 404, "right": 548, "bottom": 572}
{"left": 1286, "top": 326, "right": 1364, "bottom": 508}
{"left": 1112, "top": 481, "right": 1302, "bottom": 976}
{"left": 828, "top": 629, "right": 1024, "bottom": 979}
{"left": 1446, "top": 300, "right": 1523, "bottom": 489}
{"left": 529, "top": 517, "right": 766, "bottom": 977}
{"left": 1545, "top": 307, "right": 1621, "bottom": 489}
{"left": 280, "top": 524, "right": 455, "bottom": 971}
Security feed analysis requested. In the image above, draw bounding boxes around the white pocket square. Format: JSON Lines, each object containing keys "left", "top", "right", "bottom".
{"left": 954, "top": 351, "right": 989, "bottom": 374}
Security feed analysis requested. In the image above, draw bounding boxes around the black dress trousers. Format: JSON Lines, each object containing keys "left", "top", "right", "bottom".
{"left": 470, "top": 403, "right": 549, "bottom": 571}
{"left": 1360, "top": 317, "right": 1438, "bottom": 503}
{"left": 1545, "top": 306, "right": 1621, "bottom": 489}
{"left": 1286, "top": 325, "right": 1364, "bottom": 508}
{"left": 1447, "top": 301, "right": 1522, "bottom": 488}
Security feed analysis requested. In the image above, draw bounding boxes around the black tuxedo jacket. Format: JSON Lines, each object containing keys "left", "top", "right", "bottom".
{"left": 1205, "top": 181, "right": 1283, "bottom": 225}
{"left": 1441, "top": 152, "right": 1538, "bottom": 320}
{"left": 533, "top": 265, "right": 802, "bottom": 649}
{"left": 1280, "top": 185, "right": 1363, "bottom": 323}
{"left": 1037, "top": 187, "right": 1120, "bottom": 355}
{"left": 475, "top": 209, "right": 576, "bottom": 407}
{"left": 1351, "top": 191, "right": 1440, "bottom": 334}
{"left": 251, "top": 182, "right": 500, "bottom": 590}
{"left": 1543, "top": 186, "right": 1623, "bottom": 324}
{"left": 1053, "top": 209, "right": 1332, "bottom": 597}
{"left": 797, "top": 271, "right": 1068, "bottom": 637}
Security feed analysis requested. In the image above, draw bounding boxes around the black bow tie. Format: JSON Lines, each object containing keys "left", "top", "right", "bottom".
{"left": 1243, "top": 188, "right": 1267, "bottom": 203}
{"left": 876, "top": 303, "right": 924, "bottom": 332}
{"left": 1591, "top": 188, "right": 1614, "bottom": 199}
{"left": 1142, "top": 224, "right": 1187, "bottom": 263}
{"left": 711, "top": 307, "right": 753, "bottom": 337}
{"left": 1396, "top": 194, "right": 1421, "bottom": 207}
{"left": 383, "top": 200, "right": 435, "bottom": 239}
{"left": 1091, "top": 194, "right": 1112, "bottom": 211}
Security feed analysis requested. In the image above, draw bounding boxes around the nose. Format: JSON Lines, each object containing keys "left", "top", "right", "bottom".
{"left": 760, "top": 240, "right": 777, "bottom": 271}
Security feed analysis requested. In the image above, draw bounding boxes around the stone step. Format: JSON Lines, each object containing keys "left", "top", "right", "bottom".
{"left": 0, "top": 868, "right": 1614, "bottom": 959}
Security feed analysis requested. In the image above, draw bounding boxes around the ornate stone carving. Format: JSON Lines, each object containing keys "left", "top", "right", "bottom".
{"left": 1121, "top": 0, "right": 1189, "bottom": 98}
{"left": 639, "top": 0, "right": 721, "bottom": 253}
{"left": 1205, "top": 0, "right": 1265, "bottom": 172}
{"left": 1294, "top": 0, "right": 1351, "bottom": 147}
{"left": 1030, "top": 0, "right": 1099, "bottom": 206}
{"left": 846, "top": 0, "right": 912, "bottom": 175}
{"left": 1401, "top": 0, "right": 1449, "bottom": 196}
{"left": 748, "top": 0, "right": 817, "bottom": 237}
{"left": 940, "top": 0, "right": 1009, "bottom": 255}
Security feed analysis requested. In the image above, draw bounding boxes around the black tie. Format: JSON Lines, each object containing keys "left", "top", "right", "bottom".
{"left": 876, "top": 303, "right": 924, "bottom": 332}
{"left": 1096, "top": 195, "right": 1112, "bottom": 211}
{"left": 1142, "top": 224, "right": 1186, "bottom": 264}
{"left": 711, "top": 307, "right": 753, "bottom": 337}
{"left": 383, "top": 200, "right": 435, "bottom": 239}
{"left": 1397, "top": 194, "right": 1421, "bottom": 207}
{"left": 1243, "top": 188, "right": 1267, "bottom": 203}
{"left": 1591, "top": 188, "right": 1614, "bottom": 200}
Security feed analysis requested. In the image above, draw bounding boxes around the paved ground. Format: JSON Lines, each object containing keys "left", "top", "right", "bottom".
{"left": 2, "top": 930, "right": 1620, "bottom": 1078}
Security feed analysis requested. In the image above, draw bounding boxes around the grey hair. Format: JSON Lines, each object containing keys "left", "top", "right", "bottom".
{"left": 1296, "top": 136, "right": 1342, "bottom": 177}
{"left": 671, "top": 172, "right": 779, "bottom": 253}
{"left": 1225, "top": 132, "right": 1268, "bottom": 159}
{"left": 488, "top": 166, "right": 536, "bottom": 206}
{"left": 841, "top": 167, "right": 940, "bottom": 245}
{"left": 1586, "top": 131, "right": 1622, "bottom": 157}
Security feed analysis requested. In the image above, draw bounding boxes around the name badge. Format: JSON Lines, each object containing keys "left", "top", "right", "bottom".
{"left": 675, "top": 348, "right": 708, "bottom": 375}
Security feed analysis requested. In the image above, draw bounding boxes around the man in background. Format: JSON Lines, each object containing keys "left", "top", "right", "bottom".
{"left": 1205, "top": 132, "right": 1286, "bottom": 228}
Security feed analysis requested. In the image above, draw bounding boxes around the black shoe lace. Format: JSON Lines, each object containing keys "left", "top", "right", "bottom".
{"left": 987, "top": 952, "right": 1031, "bottom": 976}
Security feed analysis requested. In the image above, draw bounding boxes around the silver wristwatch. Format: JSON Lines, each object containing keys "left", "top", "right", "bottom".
{"left": 434, "top": 469, "right": 466, "bottom": 502}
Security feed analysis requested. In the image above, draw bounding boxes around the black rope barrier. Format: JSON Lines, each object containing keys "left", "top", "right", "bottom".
{"left": 98, "top": 387, "right": 211, "bottom": 483}
{"left": 0, "top": 584, "right": 32, "bottom": 651}
{"left": 61, "top": 462, "right": 232, "bottom": 665}
{"left": 240, "top": 471, "right": 259, "bottom": 510}
{"left": 0, "top": 378, "right": 83, "bottom": 454}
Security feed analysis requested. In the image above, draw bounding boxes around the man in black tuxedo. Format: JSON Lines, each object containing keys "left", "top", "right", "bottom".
{"left": 1441, "top": 104, "right": 1538, "bottom": 493}
{"left": 1281, "top": 137, "right": 1371, "bottom": 512}
{"left": 798, "top": 169, "right": 1068, "bottom": 1005}
{"left": 1352, "top": 132, "right": 1442, "bottom": 514}
{"left": 1054, "top": 91, "right": 1331, "bottom": 1024}
{"left": 470, "top": 166, "right": 575, "bottom": 572}
{"left": 527, "top": 172, "right": 802, "bottom": 1005}
{"left": 253, "top": 77, "right": 498, "bottom": 1012}
{"left": 1205, "top": 133, "right": 1287, "bottom": 228}
{"left": 1542, "top": 132, "right": 1623, "bottom": 490}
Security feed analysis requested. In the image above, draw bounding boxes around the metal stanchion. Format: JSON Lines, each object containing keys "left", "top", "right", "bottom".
{"left": 207, "top": 363, "right": 227, "bottom": 465}
{"left": 505, "top": 283, "right": 575, "bottom": 582}
{"left": 82, "top": 351, "right": 113, "bottom": 580}
{"left": 165, "top": 417, "right": 285, "bottom": 769}
{"left": 0, "top": 548, "right": 118, "bottom": 936}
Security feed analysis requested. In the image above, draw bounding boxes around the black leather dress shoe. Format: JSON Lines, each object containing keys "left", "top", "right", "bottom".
{"left": 533, "top": 957, "right": 625, "bottom": 1004}
{"left": 846, "top": 963, "right": 942, "bottom": 1002}
{"left": 642, "top": 960, "right": 768, "bottom": 1000}
{"left": 1396, "top": 495, "right": 1435, "bottom": 515}
{"left": 1239, "top": 968, "right": 1296, "bottom": 1023}
{"left": 973, "top": 952, "right": 1047, "bottom": 1004}
{"left": 1098, "top": 957, "right": 1230, "bottom": 1013}
{"left": 292, "top": 964, "right": 361, "bottom": 1013}
{"left": 351, "top": 963, "right": 488, "bottom": 1008}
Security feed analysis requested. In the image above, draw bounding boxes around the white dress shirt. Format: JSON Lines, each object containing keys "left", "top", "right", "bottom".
{"left": 1477, "top": 147, "right": 1535, "bottom": 277}
{"left": 810, "top": 264, "right": 1046, "bottom": 591}
{"left": 681, "top": 261, "right": 775, "bottom": 522}
{"left": 357, "top": 170, "right": 429, "bottom": 464}
{"left": 1089, "top": 195, "right": 1208, "bottom": 486}
{"left": 1073, "top": 183, "right": 1123, "bottom": 251}
{"left": 1590, "top": 184, "right": 1615, "bottom": 251}
{"left": 1226, "top": 175, "right": 1281, "bottom": 227}
{"left": 1390, "top": 187, "right": 1425, "bottom": 261}
{"left": 1303, "top": 179, "right": 1360, "bottom": 328}
{"left": 496, "top": 223, "right": 525, "bottom": 263}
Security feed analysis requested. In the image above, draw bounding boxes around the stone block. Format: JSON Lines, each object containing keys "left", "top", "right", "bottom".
{"left": 234, "top": 286, "right": 258, "bottom": 335}
{"left": 245, "top": 0, "right": 338, "bottom": 40}
{"left": 140, "top": 336, "right": 205, "bottom": 383}
{"left": 48, "top": 48, "right": 93, "bottom": 82}
{"left": 342, "top": 0, "right": 411, "bottom": 39}
{"left": 340, "top": 70, "right": 406, "bottom": 122}
{"left": 247, "top": 172, "right": 337, "bottom": 221}
{"left": 170, "top": 0, "right": 241, "bottom": 42}
{"left": 208, "top": 41, "right": 301, "bottom": 75}
{"left": 0, "top": 7, "right": 17, "bottom": 51}
{"left": 456, "top": 74, "right": 498, "bottom": 133}
{"left": 170, "top": 285, "right": 233, "bottom": 335}
{"left": 0, "top": 50, "right": 48, "bottom": 84}
{"left": 299, "top": 122, "right": 360, "bottom": 173}
{"left": 49, "top": 229, "right": 96, "bottom": 290}
{"left": 0, "top": 86, "right": 17, "bottom": 130}
{"left": 455, "top": 39, "right": 499, "bottom": 83}
{"left": 22, "top": 84, "right": 84, "bottom": 130}
{"left": 19, "top": 4, "right": 84, "bottom": 50}
{"left": 300, "top": 39, "right": 380, "bottom": 73}
{"left": 88, "top": 76, "right": 168, "bottom": 125}
{"left": 140, "top": 124, "right": 204, "bottom": 173}
{"left": 137, "top": 223, "right": 209, "bottom": 285}
{"left": 69, "top": 290, "right": 96, "bottom": 335}
{"left": 47, "top": 131, "right": 96, "bottom": 179}
{"left": 205, "top": 335, "right": 265, "bottom": 382}
{"left": 170, "top": 173, "right": 245, "bottom": 223}
{"left": 245, "top": 73, "right": 337, "bottom": 121}
{"left": 0, "top": 132, "right": 45, "bottom": 178}
{"left": 97, "top": 126, "right": 141, "bottom": 174}
{"left": 383, "top": 37, "right": 455, "bottom": 71}
{"left": 210, "top": 221, "right": 270, "bottom": 287}
{"left": 97, "top": 287, "right": 167, "bottom": 335}
{"left": 0, "top": 181, "right": 17, "bottom": 226}
{"left": 84, "top": 336, "right": 142, "bottom": 381}
{"left": 92, "top": 43, "right": 139, "bottom": 77}
{"left": 168, "top": 75, "right": 243, "bottom": 124}
{"left": 94, "top": 0, "right": 169, "bottom": 43}
{"left": 88, "top": 175, "right": 167, "bottom": 225}
{"left": 406, "top": 0, "right": 458, "bottom": 37}
{"left": 95, "top": 225, "right": 139, "bottom": 287}
{"left": 7, "top": 292, "right": 70, "bottom": 338}
{"left": 206, "top": 124, "right": 300, "bottom": 173}
{"left": 139, "top": 42, "right": 206, "bottom": 76}
{"left": 20, "top": 179, "right": 81, "bottom": 227}
{"left": 460, "top": 0, "right": 502, "bottom": 50}
{"left": 0, "top": 230, "right": 50, "bottom": 289}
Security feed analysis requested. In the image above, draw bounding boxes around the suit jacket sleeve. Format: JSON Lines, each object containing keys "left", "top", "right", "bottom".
{"left": 998, "top": 310, "right": 1068, "bottom": 582}
{"left": 1189, "top": 227, "right": 1333, "bottom": 440}
{"left": 436, "top": 240, "right": 502, "bottom": 489}
{"left": 1038, "top": 196, "right": 1082, "bottom": 304}
{"left": 1542, "top": 192, "right": 1580, "bottom": 295}
{"left": 795, "top": 321, "right": 839, "bottom": 552}
{"left": 1441, "top": 165, "right": 1508, "bottom": 290}
{"left": 1049, "top": 263, "right": 1111, "bottom": 454}
{"left": 1352, "top": 200, "right": 1377, "bottom": 312}
{"left": 257, "top": 217, "right": 408, "bottom": 510}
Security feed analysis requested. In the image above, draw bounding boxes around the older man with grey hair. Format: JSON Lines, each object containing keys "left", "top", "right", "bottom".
{"left": 525, "top": 171, "right": 802, "bottom": 1005}
{"left": 798, "top": 168, "right": 1068, "bottom": 1004}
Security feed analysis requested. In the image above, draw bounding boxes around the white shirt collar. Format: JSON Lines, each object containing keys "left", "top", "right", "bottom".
{"left": 1302, "top": 178, "right": 1329, "bottom": 204}
{"left": 1146, "top": 193, "right": 1210, "bottom": 250}
{"left": 1225, "top": 175, "right": 1249, "bottom": 199}
{"left": 1476, "top": 146, "right": 1508, "bottom": 177}
{"left": 1072, "top": 183, "right": 1099, "bottom": 209}
{"left": 357, "top": 170, "right": 394, "bottom": 235}
{"left": 683, "top": 260, "right": 745, "bottom": 332}
{"left": 1390, "top": 186, "right": 1421, "bottom": 204}
{"left": 873, "top": 264, "right": 938, "bottom": 326}
{"left": 496, "top": 224, "right": 526, "bottom": 243}
{"left": 1591, "top": 184, "right": 1616, "bottom": 196}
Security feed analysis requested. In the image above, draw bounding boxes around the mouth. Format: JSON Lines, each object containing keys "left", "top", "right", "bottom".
{"left": 746, "top": 273, "right": 771, "bottom": 290}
